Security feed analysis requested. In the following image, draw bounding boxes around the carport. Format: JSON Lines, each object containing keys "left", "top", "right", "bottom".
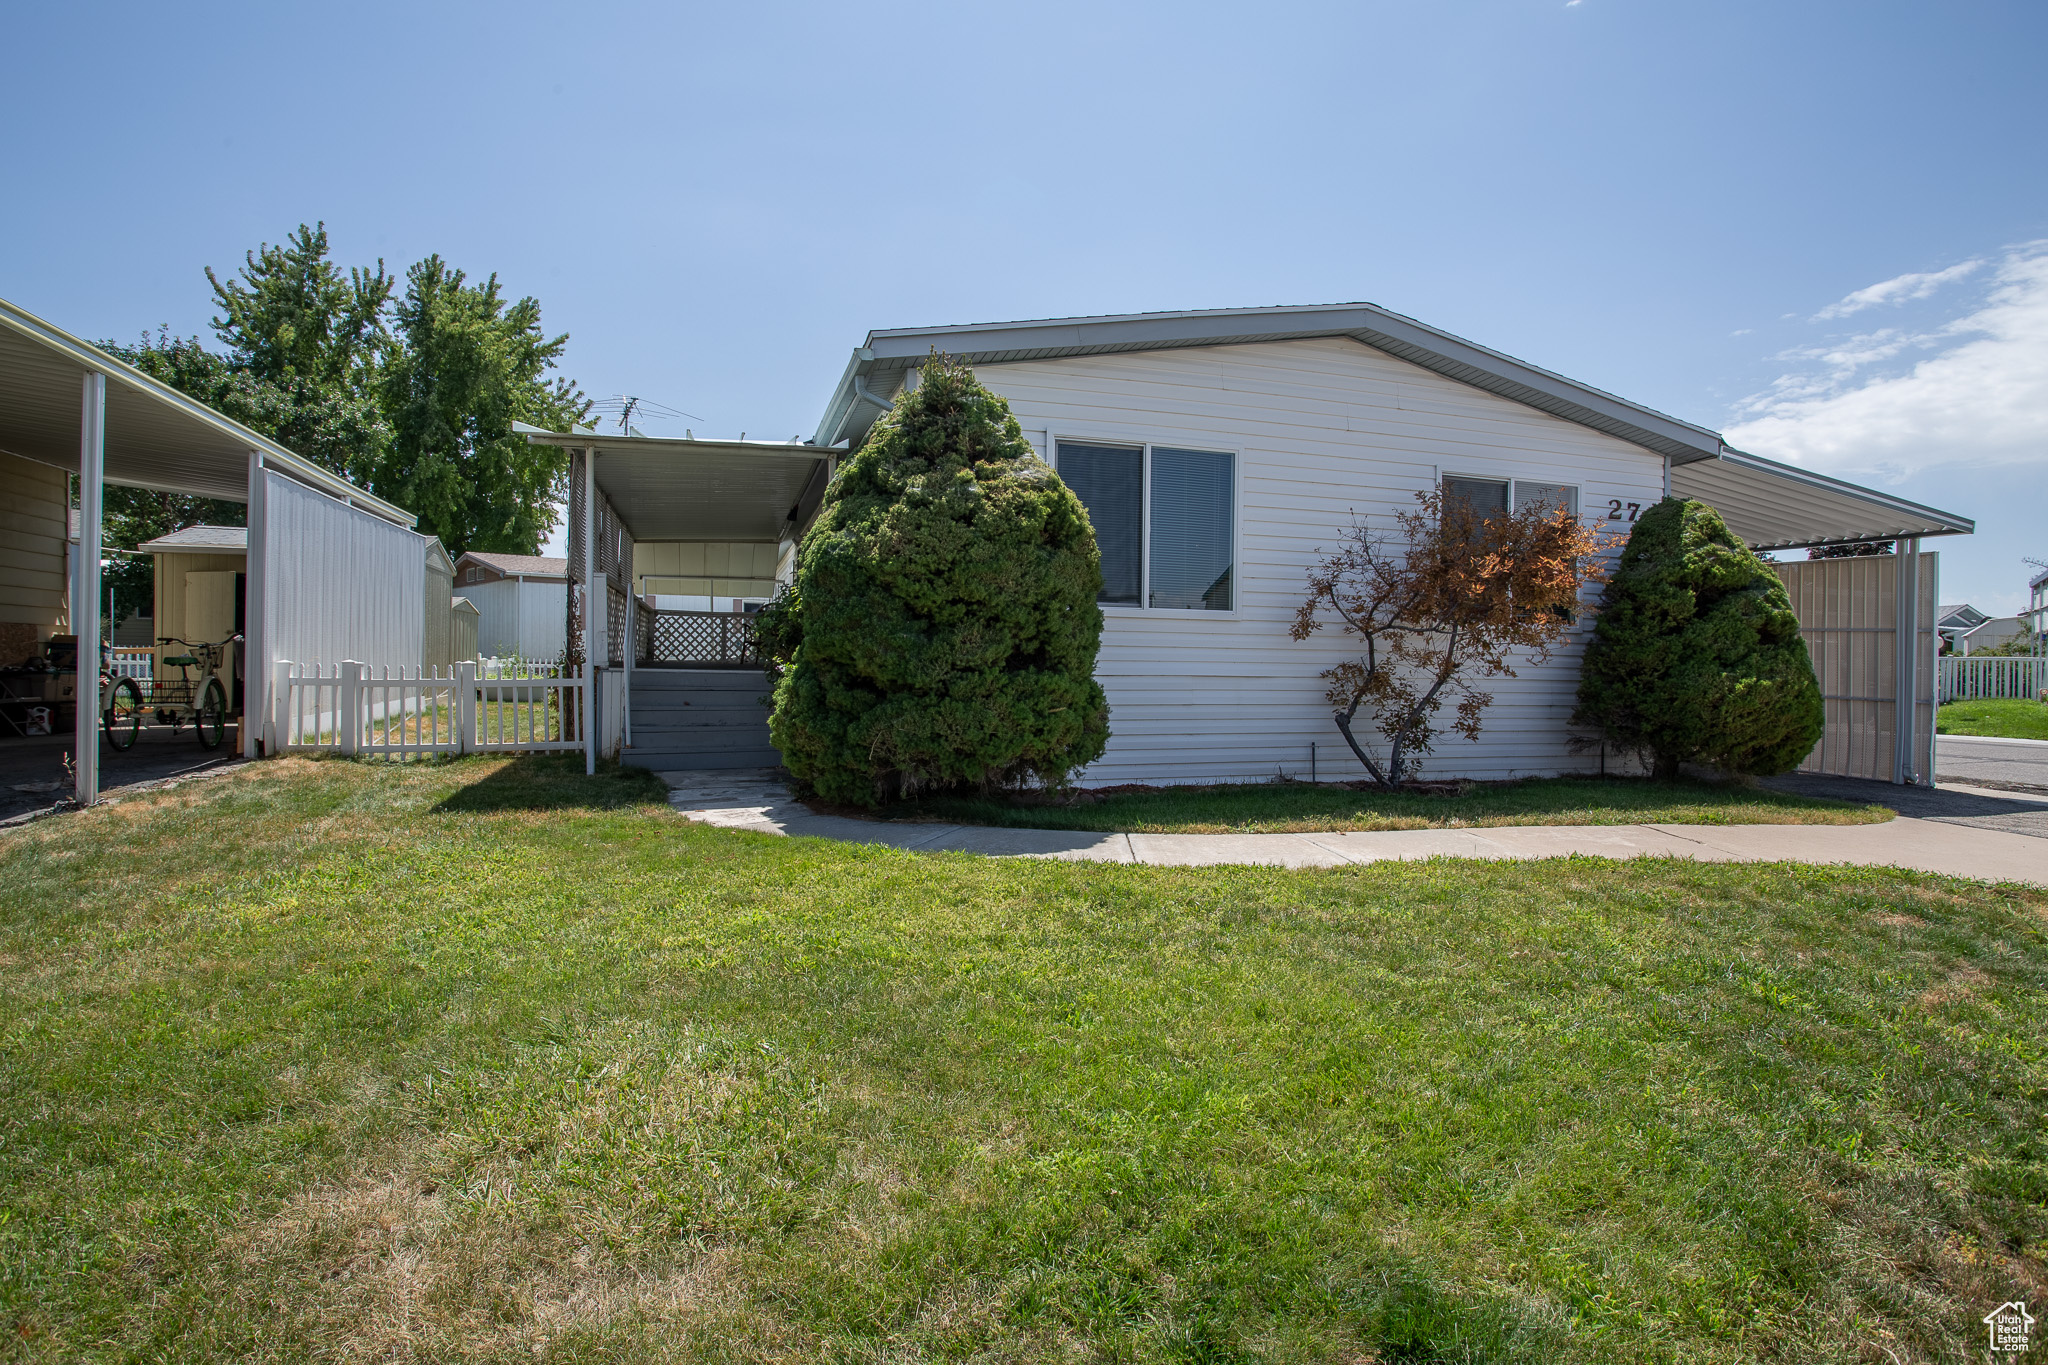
{"left": 0, "top": 295, "right": 419, "bottom": 807}
{"left": 1671, "top": 447, "right": 1974, "bottom": 784}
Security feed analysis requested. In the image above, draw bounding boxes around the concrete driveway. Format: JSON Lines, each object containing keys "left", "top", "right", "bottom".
{"left": 1937, "top": 734, "right": 2048, "bottom": 792}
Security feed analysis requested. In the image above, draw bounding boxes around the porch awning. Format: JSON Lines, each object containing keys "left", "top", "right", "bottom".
{"left": 0, "top": 295, "right": 413, "bottom": 526}
{"left": 521, "top": 430, "right": 832, "bottom": 542}
{"left": 1672, "top": 447, "right": 1973, "bottom": 552}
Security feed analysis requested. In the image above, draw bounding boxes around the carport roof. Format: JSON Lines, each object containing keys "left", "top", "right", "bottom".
{"left": 0, "top": 295, "right": 414, "bottom": 526}
{"left": 520, "top": 430, "right": 832, "bottom": 542}
{"left": 1670, "top": 448, "right": 1973, "bottom": 551}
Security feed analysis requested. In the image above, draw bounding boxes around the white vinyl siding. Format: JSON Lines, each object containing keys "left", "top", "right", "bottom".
{"left": 972, "top": 336, "right": 1666, "bottom": 785}
{"left": 0, "top": 452, "right": 71, "bottom": 644}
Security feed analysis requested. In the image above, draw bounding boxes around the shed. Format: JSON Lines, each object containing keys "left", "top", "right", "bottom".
{"left": 453, "top": 551, "right": 569, "bottom": 662}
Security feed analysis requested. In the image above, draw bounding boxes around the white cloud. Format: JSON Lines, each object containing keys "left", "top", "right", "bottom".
{"left": 1723, "top": 242, "right": 2048, "bottom": 480}
{"left": 1811, "top": 259, "right": 1982, "bottom": 320}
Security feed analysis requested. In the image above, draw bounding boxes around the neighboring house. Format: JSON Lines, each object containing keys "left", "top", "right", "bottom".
{"left": 1937, "top": 603, "right": 1987, "bottom": 654}
{"left": 1958, "top": 615, "right": 2027, "bottom": 655}
{"left": 453, "top": 551, "right": 569, "bottom": 661}
{"left": 2028, "top": 565, "right": 2048, "bottom": 646}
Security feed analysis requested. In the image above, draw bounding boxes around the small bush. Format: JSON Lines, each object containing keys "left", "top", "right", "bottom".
{"left": 768, "top": 356, "right": 1109, "bottom": 805}
{"left": 1575, "top": 497, "right": 1823, "bottom": 778}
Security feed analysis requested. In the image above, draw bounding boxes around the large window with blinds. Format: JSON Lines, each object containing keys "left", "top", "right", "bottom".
{"left": 1055, "top": 439, "right": 1235, "bottom": 611}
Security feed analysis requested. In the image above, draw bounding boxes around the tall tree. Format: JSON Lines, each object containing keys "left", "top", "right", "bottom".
{"left": 204, "top": 223, "right": 394, "bottom": 485}
{"left": 377, "top": 256, "right": 590, "bottom": 556}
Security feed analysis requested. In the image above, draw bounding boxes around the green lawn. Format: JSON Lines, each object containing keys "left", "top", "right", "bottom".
{"left": 1938, "top": 697, "right": 2048, "bottom": 741}
{"left": 895, "top": 774, "right": 1891, "bottom": 834}
{"left": 1, "top": 756, "right": 2041, "bottom": 1363}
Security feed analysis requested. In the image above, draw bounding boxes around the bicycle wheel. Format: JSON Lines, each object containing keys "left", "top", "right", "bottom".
{"left": 103, "top": 677, "right": 142, "bottom": 752}
{"left": 196, "top": 677, "right": 228, "bottom": 750}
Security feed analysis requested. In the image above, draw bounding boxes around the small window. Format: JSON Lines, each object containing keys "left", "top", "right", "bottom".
{"left": 1056, "top": 440, "right": 1236, "bottom": 611}
{"left": 465, "top": 566, "right": 481, "bottom": 583}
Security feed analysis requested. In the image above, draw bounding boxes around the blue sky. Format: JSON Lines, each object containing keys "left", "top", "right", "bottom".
{"left": 6, "top": 1, "right": 2043, "bottom": 610}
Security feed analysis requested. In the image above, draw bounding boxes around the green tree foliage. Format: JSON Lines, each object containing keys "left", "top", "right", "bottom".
{"left": 768, "top": 357, "right": 1110, "bottom": 805}
{"left": 378, "top": 257, "right": 586, "bottom": 556}
{"left": 100, "top": 224, "right": 587, "bottom": 572}
{"left": 1575, "top": 498, "right": 1824, "bottom": 778}
{"left": 205, "top": 223, "right": 394, "bottom": 486}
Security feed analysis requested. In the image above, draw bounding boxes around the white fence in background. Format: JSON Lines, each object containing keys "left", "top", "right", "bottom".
{"left": 108, "top": 649, "right": 153, "bottom": 682}
{"left": 276, "top": 659, "right": 584, "bottom": 755}
{"left": 1941, "top": 655, "right": 2048, "bottom": 702}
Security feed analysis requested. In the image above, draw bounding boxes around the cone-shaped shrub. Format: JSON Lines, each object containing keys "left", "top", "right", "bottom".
{"left": 1575, "top": 497, "right": 1824, "bottom": 778}
{"left": 768, "top": 357, "right": 1110, "bottom": 805}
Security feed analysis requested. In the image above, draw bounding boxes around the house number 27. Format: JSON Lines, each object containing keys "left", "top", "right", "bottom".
{"left": 1606, "top": 499, "right": 1640, "bottom": 522}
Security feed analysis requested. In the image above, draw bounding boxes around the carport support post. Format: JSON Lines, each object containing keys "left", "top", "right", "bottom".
{"left": 243, "top": 450, "right": 266, "bottom": 758}
{"left": 582, "top": 446, "right": 597, "bottom": 776}
{"left": 74, "top": 373, "right": 106, "bottom": 807}
{"left": 1893, "top": 538, "right": 1921, "bottom": 784}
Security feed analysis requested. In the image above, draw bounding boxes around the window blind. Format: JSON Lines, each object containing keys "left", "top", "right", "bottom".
{"left": 1150, "top": 447, "right": 1233, "bottom": 611}
{"left": 1057, "top": 442, "right": 1143, "bottom": 605}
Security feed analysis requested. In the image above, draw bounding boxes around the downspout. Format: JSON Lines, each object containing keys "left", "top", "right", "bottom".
{"left": 853, "top": 376, "right": 895, "bottom": 418}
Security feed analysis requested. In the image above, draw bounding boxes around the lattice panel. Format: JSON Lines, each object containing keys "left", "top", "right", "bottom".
{"left": 607, "top": 587, "right": 628, "bottom": 667}
{"left": 649, "top": 611, "right": 759, "bottom": 665}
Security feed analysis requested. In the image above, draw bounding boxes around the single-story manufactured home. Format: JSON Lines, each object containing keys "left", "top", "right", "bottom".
{"left": 535, "top": 302, "right": 1972, "bottom": 787}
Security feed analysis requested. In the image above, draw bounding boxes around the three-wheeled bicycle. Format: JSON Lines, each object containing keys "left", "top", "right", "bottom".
{"left": 101, "top": 635, "right": 239, "bottom": 751}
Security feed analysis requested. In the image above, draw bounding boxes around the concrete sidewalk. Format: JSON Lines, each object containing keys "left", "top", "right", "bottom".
{"left": 659, "top": 771, "right": 2048, "bottom": 886}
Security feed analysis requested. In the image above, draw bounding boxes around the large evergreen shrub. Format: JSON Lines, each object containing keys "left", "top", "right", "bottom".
{"left": 1575, "top": 498, "right": 1824, "bottom": 778}
{"left": 768, "top": 357, "right": 1110, "bottom": 805}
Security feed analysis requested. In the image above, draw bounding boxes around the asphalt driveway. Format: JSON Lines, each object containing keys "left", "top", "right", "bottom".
{"left": 1936, "top": 734, "right": 2048, "bottom": 792}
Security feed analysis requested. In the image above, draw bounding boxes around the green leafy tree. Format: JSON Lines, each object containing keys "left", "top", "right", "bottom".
{"left": 377, "top": 256, "right": 589, "bottom": 556}
{"left": 769, "top": 357, "right": 1110, "bottom": 805}
{"left": 205, "top": 223, "right": 394, "bottom": 485}
{"left": 1575, "top": 497, "right": 1824, "bottom": 778}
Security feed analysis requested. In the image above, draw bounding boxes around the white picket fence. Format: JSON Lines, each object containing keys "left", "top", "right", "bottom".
{"left": 1940, "top": 655, "right": 2048, "bottom": 703}
{"left": 277, "top": 659, "right": 584, "bottom": 755}
{"left": 108, "top": 648, "right": 154, "bottom": 682}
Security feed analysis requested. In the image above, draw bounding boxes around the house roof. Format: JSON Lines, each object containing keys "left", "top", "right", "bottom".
{"left": 137, "top": 524, "right": 247, "bottom": 553}
{"left": 0, "top": 294, "right": 415, "bottom": 526}
{"left": 457, "top": 551, "right": 569, "bottom": 579}
{"left": 812, "top": 302, "right": 1728, "bottom": 463}
{"left": 811, "top": 302, "right": 1973, "bottom": 553}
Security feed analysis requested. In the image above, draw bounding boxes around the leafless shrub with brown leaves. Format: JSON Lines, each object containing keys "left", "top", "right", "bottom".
{"left": 1291, "top": 488, "right": 1607, "bottom": 788}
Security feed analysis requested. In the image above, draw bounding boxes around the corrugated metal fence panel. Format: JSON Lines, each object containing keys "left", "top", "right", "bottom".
{"left": 263, "top": 470, "right": 428, "bottom": 670}
{"left": 1771, "top": 553, "right": 1936, "bottom": 782}
{"left": 423, "top": 559, "right": 453, "bottom": 672}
